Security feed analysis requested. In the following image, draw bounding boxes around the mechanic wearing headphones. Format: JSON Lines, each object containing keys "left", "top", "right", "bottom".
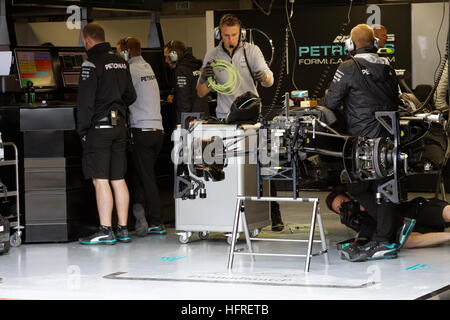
{"left": 324, "top": 24, "right": 402, "bottom": 261}
{"left": 77, "top": 23, "right": 137, "bottom": 245}
{"left": 163, "top": 40, "right": 209, "bottom": 125}
{"left": 196, "top": 14, "right": 283, "bottom": 232}
{"left": 196, "top": 13, "right": 273, "bottom": 118}
{"left": 116, "top": 37, "right": 166, "bottom": 237}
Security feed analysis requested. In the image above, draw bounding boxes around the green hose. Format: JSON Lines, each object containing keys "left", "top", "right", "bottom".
{"left": 207, "top": 59, "right": 242, "bottom": 95}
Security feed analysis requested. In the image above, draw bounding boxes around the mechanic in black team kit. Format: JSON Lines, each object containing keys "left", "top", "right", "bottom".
{"left": 76, "top": 23, "right": 137, "bottom": 245}
{"left": 324, "top": 24, "right": 401, "bottom": 261}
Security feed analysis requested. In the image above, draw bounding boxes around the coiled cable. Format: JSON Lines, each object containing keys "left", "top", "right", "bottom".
{"left": 252, "top": 0, "right": 275, "bottom": 16}
{"left": 412, "top": 0, "right": 448, "bottom": 115}
{"left": 261, "top": 39, "right": 287, "bottom": 121}
{"left": 412, "top": 39, "right": 448, "bottom": 115}
{"left": 312, "top": 0, "right": 354, "bottom": 99}
{"left": 285, "top": 0, "right": 299, "bottom": 91}
{"left": 207, "top": 59, "right": 242, "bottom": 96}
{"left": 260, "top": 1, "right": 295, "bottom": 120}
{"left": 247, "top": 28, "right": 275, "bottom": 67}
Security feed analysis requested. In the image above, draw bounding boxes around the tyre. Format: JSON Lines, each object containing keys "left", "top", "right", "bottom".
{"left": 198, "top": 231, "right": 209, "bottom": 240}
{"left": 10, "top": 232, "right": 21, "bottom": 247}
{"left": 226, "top": 233, "right": 240, "bottom": 245}
{"left": 178, "top": 232, "right": 192, "bottom": 244}
{"left": 250, "top": 229, "right": 260, "bottom": 237}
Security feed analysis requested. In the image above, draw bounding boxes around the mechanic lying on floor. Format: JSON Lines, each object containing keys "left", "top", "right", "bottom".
{"left": 326, "top": 185, "right": 450, "bottom": 259}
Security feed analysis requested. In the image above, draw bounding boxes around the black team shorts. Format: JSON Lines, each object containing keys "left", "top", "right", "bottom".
{"left": 81, "top": 124, "right": 128, "bottom": 180}
{"left": 402, "top": 197, "right": 449, "bottom": 233}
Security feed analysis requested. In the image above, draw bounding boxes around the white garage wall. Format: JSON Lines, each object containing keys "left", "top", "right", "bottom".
{"left": 15, "top": 21, "right": 80, "bottom": 46}
{"left": 0, "top": 0, "right": 10, "bottom": 46}
{"left": 15, "top": 19, "right": 153, "bottom": 48}
{"left": 96, "top": 19, "right": 152, "bottom": 47}
{"left": 14, "top": 16, "right": 208, "bottom": 59}
{"left": 412, "top": 2, "right": 449, "bottom": 88}
{"left": 159, "top": 16, "right": 206, "bottom": 60}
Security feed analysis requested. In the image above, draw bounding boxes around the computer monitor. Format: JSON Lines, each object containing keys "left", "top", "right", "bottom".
{"left": 14, "top": 49, "right": 56, "bottom": 89}
{"left": 141, "top": 48, "right": 169, "bottom": 90}
{"left": 57, "top": 50, "right": 87, "bottom": 87}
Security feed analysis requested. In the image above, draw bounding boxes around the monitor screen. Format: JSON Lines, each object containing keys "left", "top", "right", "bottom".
{"left": 141, "top": 49, "right": 169, "bottom": 90}
{"left": 15, "top": 50, "right": 56, "bottom": 89}
{"left": 58, "top": 51, "right": 87, "bottom": 87}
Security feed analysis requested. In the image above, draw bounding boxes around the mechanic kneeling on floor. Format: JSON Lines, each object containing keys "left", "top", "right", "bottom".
{"left": 327, "top": 185, "right": 450, "bottom": 251}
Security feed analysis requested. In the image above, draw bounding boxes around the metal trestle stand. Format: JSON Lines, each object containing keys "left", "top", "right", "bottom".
{"left": 227, "top": 196, "right": 329, "bottom": 273}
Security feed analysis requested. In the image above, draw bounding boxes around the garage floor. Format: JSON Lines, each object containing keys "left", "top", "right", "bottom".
{"left": 0, "top": 191, "right": 449, "bottom": 300}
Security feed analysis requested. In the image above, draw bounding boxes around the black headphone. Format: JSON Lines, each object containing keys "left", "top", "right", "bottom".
{"left": 120, "top": 37, "right": 131, "bottom": 61}
{"left": 166, "top": 40, "right": 179, "bottom": 62}
{"left": 344, "top": 36, "right": 380, "bottom": 55}
{"left": 214, "top": 14, "right": 247, "bottom": 43}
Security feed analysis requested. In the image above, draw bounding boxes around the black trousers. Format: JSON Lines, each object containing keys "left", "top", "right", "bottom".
{"left": 346, "top": 180, "right": 399, "bottom": 242}
{"left": 270, "top": 180, "right": 281, "bottom": 215}
{"left": 400, "top": 197, "right": 449, "bottom": 233}
{"left": 130, "top": 129, "right": 164, "bottom": 225}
